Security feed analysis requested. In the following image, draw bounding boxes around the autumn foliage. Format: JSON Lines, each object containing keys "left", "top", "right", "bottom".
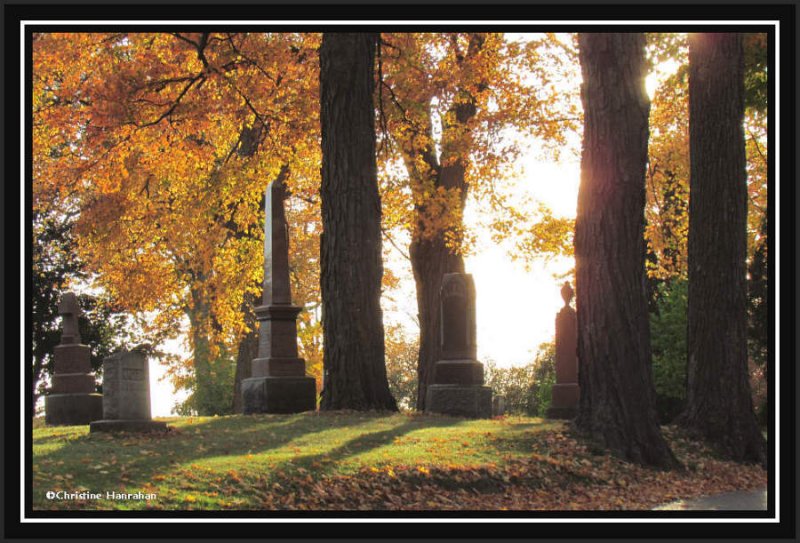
{"left": 34, "top": 32, "right": 323, "bottom": 411}
{"left": 33, "top": 32, "right": 583, "bottom": 414}
{"left": 32, "top": 32, "right": 768, "bottom": 422}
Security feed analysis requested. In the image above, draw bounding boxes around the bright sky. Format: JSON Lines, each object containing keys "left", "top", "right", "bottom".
{"left": 151, "top": 339, "right": 189, "bottom": 416}
{"left": 467, "top": 159, "right": 579, "bottom": 365}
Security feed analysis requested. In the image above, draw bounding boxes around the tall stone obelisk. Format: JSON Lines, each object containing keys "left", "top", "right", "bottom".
{"left": 241, "top": 178, "right": 317, "bottom": 414}
{"left": 44, "top": 292, "right": 103, "bottom": 425}
{"left": 424, "top": 273, "right": 492, "bottom": 418}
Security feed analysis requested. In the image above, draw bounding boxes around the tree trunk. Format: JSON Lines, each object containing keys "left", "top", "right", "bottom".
{"left": 319, "top": 32, "right": 397, "bottom": 411}
{"left": 574, "top": 33, "right": 677, "bottom": 468}
{"left": 680, "top": 32, "right": 766, "bottom": 465}
{"left": 231, "top": 290, "right": 257, "bottom": 413}
{"left": 188, "top": 285, "right": 212, "bottom": 415}
{"left": 32, "top": 360, "right": 46, "bottom": 418}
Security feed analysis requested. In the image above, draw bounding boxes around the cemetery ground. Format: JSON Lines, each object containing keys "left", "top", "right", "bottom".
{"left": 32, "top": 412, "right": 767, "bottom": 511}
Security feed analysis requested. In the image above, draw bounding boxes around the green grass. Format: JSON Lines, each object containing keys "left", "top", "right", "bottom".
{"left": 32, "top": 412, "right": 560, "bottom": 510}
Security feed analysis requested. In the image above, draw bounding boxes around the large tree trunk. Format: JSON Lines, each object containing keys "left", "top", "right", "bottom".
{"left": 319, "top": 33, "right": 397, "bottom": 411}
{"left": 574, "top": 33, "right": 677, "bottom": 468}
{"left": 680, "top": 32, "right": 766, "bottom": 465}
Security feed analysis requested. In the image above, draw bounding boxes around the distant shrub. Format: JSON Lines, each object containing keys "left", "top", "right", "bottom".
{"left": 528, "top": 343, "right": 556, "bottom": 416}
{"left": 175, "top": 351, "right": 236, "bottom": 416}
{"left": 384, "top": 327, "right": 419, "bottom": 411}
{"left": 485, "top": 342, "right": 555, "bottom": 416}
{"left": 649, "top": 279, "right": 687, "bottom": 423}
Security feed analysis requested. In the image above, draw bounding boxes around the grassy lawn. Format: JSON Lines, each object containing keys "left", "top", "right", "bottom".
{"left": 33, "top": 412, "right": 558, "bottom": 510}
{"left": 32, "top": 412, "right": 767, "bottom": 511}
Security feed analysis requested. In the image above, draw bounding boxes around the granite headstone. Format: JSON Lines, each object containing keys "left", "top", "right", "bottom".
{"left": 425, "top": 273, "right": 492, "bottom": 418}
{"left": 492, "top": 395, "right": 506, "bottom": 417}
{"left": 89, "top": 349, "right": 168, "bottom": 433}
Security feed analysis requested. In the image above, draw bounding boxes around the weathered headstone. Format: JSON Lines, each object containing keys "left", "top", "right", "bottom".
{"left": 89, "top": 349, "right": 168, "bottom": 433}
{"left": 492, "top": 395, "right": 506, "bottom": 417}
{"left": 547, "top": 281, "right": 580, "bottom": 419}
{"left": 44, "top": 292, "right": 103, "bottom": 425}
{"left": 241, "top": 178, "right": 316, "bottom": 414}
{"left": 425, "top": 273, "right": 492, "bottom": 418}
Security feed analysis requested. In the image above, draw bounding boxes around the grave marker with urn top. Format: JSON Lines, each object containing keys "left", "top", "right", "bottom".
{"left": 547, "top": 281, "right": 580, "bottom": 418}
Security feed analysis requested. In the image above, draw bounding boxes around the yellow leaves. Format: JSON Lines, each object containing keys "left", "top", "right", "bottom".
{"left": 35, "top": 32, "right": 323, "bottom": 362}
{"left": 411, "top": 184, "right": 466, "bottom": 243}
{"left": 226, "top": 469, "right": 242, "bottom": 483}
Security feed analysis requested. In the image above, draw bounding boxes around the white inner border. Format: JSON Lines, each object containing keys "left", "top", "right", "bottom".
{"left": 21, "top": 20, "right": 780, "bottom": 524}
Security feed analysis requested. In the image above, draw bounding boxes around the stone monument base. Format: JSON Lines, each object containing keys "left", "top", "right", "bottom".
{"left": 425, "top": 384, "right": 492, "bottom": 419}
{"left": 45, "top": 393, "right": 103, "bottom": 426}
{"left": 89, "top": 419, "right": 169, "bottom": 433}
{"left": 546, "top": 406, "right": 578, "bottom": 419}
{"left": 432, "top": 360, "right": 484, "bottom": 385}
{"left": 547, "top": 383, "right": 580, "bottom": 419}
{"left": 241, "top": 376, "right": 317, "bottom": 414}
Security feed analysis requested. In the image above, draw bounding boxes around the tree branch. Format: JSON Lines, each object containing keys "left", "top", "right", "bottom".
{"left": 137, "top": 74, "right": 205, "bottom": 128}
{"left": 381, "top": 226, "right": 411, "bottom": 261}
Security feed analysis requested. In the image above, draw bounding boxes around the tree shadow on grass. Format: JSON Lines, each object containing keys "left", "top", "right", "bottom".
{"left": 31, "top": 411, "right": 379, "bottom": 504}
{"left": 280, "top": 414, "right": 467, "bottom": 478}
{"left": 31, "top": 413, "right": 507, "bottom": 511}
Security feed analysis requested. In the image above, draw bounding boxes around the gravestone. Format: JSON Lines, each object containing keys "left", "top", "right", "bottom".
{"left": 89, "top": 349, "right": 168, "bottom": 433}
{"left": 241, "top": 177, "right": 316, "bottom": 414}
{"left": 425, "top": 273, "right": 492, "bottom": 418}
{"left": 492, "top": 395, "right": 506, "bottom": 417}
{"left": 547, "top": 281, "right": 580, "bottom": 419}
{"left": 44, "top": 292, "right": 103, "bottom": 425}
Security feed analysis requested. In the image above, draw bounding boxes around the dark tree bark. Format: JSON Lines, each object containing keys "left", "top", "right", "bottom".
{"left": 680, "top": 33, "right": 766, "bottom": 465}
{"left": 319, "top": 33, "right": 397, "bottom": 411}
{"left": 574, "top": 33, "right": 677, "bottom": 468}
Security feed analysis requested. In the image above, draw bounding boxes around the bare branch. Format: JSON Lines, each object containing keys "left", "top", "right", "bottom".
{"left": 381, "top": 226, "right": 411, "bottom": 261}
{"left": 137, "top": 74, "right": 205, "bottom": 128}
